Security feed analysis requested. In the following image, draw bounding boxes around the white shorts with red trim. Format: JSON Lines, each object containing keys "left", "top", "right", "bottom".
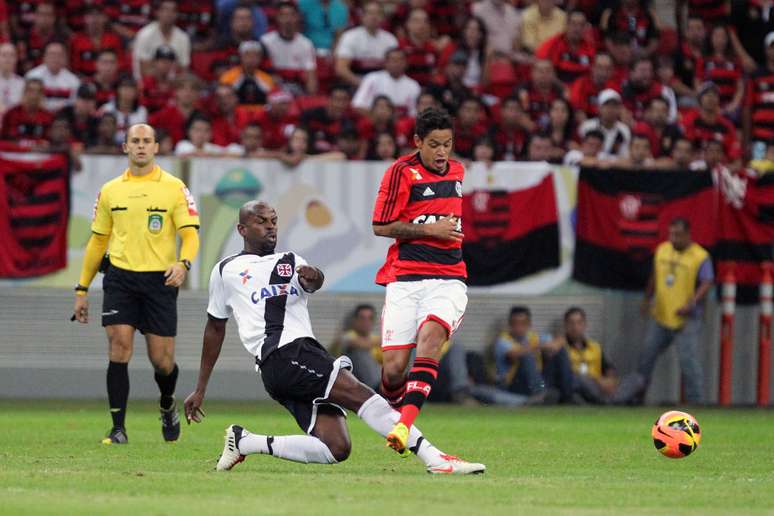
{"left": 381, "top": 279, "right": 467, "bottom": 350}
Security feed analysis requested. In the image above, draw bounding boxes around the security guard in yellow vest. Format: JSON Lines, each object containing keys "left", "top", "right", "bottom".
{"left": 72, "top": 124, "right": 200, "bottom": 445}
{"left": 638, "top": 217, "right": 713, "bottom": 403}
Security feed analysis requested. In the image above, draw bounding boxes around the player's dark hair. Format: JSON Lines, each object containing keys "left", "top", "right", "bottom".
{"left": 414, "top": 107, "right": 453, "bottom": 139}
{"left": 564, "top": 306, "right": 586, "bottom": 322}
{"left": 509, "top": 306, "right": 531, "bottom": 320}
{"left": 670, "top": 217, "right": 690, "bottom": 231}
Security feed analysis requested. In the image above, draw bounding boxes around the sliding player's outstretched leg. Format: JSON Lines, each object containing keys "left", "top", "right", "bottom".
{"left": 330, "top": 366, "right": 485, "bottom": 475}
{"left": 217, "top": 410, "right": 349, "bottom": 471}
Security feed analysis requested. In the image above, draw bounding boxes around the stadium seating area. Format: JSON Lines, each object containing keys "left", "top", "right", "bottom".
{"left": 1, "top": 0, "right": 773, "bottom": 172}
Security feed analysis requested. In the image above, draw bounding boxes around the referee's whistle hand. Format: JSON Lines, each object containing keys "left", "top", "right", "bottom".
{"left": 73, "top": 296, "right": 89, "bottom": 324}
{"left": 164, "top": 263, "right": 187, "bottom": 287}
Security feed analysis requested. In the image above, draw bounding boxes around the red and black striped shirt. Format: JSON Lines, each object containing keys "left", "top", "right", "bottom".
{"left": 681, "top": 109, "right": 740, "bottom": 160}
{"left": 696, "top": 56, "right": 741, "bottom": 107}
{"left": 686, "top": 0, "right": 729, "bottom": 26}
{"left": 746, "top": 67, "right": 774, "bottom": 143}
{"left": 398, "top": 37, "right": 438, "bottom": 87}
{"left": 372, "top": 152, "right": 467, "bottom": 285}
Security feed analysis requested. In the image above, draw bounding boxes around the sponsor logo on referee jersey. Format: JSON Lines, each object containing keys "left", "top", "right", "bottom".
{"left": 250, "top": 284, "right": 300, "bottom": 303}
{"left": 182, "top": 186, "right": 199, "bottom": 216}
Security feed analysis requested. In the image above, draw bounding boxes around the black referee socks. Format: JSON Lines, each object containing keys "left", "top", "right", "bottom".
{"left": 107, "top": 361, "right": 129, "bottom": 429}
{"left": 154, "top": 363, "right": 179, "bottom": 410}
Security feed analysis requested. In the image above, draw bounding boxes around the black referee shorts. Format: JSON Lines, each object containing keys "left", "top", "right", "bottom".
{"left": 259, "top": 338, "right": 353, "bottom": 434}
{"left": 102, "top": 265, "right": 178, "bottom": 337}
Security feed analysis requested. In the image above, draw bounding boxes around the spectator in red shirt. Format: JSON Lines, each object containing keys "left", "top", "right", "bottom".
{"left": 695, "top": 25, "right": 744, "bottom": 118}
{"left": 604, "top": 31, "right": 634, "bottom": 85}
{"left": 493, "top": 95, "right": 530, "bottom": 160}
{"left": 398, "top": 8, "right": 440, "bottom": 87}
{"left": 140, "top": 45, "right": 176, "bottom": 114}
{"left": 569, "top": 52, "right": 614, "bottom": 123}
{"left": 633, "top": 96, "right": 683, "bottom": 158}
{"left": 105, "top": 0, "right": 152, "bottom": 41}
{"left": 69, "top": 6, "right": 125, "bottom": 77}
{"left": 210, "top": 83, "right": 243, "bottom": 146}
{"left": 620, "top": 57, "right": 677, "bottom": 125}
{"left": 673, "top": 15, "right": 705, "bottom": 99}
{"left": 253, "top": 89, "right": 298, "bottom": 150}
{"left": 1, "top": 77, "right": 53, "bottom": 143}
{"left": 600, "top": 0, "right": 659, "bottom": 58}
{"left": 516, "top": 59, "right": 565, "bottom": 131}
{"left": 86, "top": 111, "right": 121, "bottom": 154}
{"left": 15, "top": 1, "right": 62, "bottom": 73}
{"left": 453, "top": 96, "right": 489, "bottom": 159}
{"left": 148, "top": 73, "right": 204, "bottom": 143}
{"left": 395, "top": 90, "right": 438, "bottom": 151}
{"left": 56, "top": 82, "right": 99, "bottom": 144}
{"left": 535, "top": 10, "right": 596, "bottom": 85}
{"left": 357, "top": 94, "right": 396, "bottom": 144}
{"left": 682, "top": 81, "right": 740, "bottom": 164}
{"left": 90, "top": 49, "right": 119, "bottom": 107}
{"left": 300, "top": 83, "right": 358, "bottom": 154}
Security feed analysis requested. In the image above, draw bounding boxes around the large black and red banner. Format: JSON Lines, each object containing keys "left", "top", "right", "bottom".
{"left": 0, "top": 153, "right": 69, "bottom": 277}
{"left": 573, "top": 167, "right": 717, "bottom": 290}
{"left": 714, "top": 171, "right": 774, "bottom": 303}
{"left": 573, "top": 166, "right": 774, "bottom": 303}
{"left": 463, "top": 174, "right": 560, "bottom": 286}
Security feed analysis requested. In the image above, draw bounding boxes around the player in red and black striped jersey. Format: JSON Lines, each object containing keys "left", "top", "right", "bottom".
{"left": 372, "top": 108, "right": 467, "bottom": 455}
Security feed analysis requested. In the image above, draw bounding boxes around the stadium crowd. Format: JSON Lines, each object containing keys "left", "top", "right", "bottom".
{"left": 1, "top": 0, "right": 774, "bottom": 174}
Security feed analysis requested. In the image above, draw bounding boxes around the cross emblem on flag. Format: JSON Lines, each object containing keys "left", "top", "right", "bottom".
{"left": 276, "top": 264, "right": 293, "bottom": 277}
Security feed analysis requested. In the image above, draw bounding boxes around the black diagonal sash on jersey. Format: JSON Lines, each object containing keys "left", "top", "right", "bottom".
{"left": 261, "top": 252, "right": 296, "bottom": 361}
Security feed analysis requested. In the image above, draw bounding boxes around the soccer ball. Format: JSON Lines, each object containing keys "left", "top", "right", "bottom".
{"left": 651, "top": 410, "right": 701, "bottom": 459}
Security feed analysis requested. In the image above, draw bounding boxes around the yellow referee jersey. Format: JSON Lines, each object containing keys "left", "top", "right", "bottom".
{"left": 92, "top": 165, "right": 200, "bottom": 272}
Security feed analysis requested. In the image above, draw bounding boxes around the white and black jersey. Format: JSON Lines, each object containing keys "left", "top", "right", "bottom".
{"left": 207, "top": 251, "right": 315, "bottom": 362}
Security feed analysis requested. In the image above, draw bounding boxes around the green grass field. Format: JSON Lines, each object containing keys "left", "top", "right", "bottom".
{"left": 1, "top": 401, "right": 773, "bottom": 515}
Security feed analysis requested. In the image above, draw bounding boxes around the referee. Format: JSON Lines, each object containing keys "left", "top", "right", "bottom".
{"left": 73, "top": 123, "right": 200, "bottom": 444}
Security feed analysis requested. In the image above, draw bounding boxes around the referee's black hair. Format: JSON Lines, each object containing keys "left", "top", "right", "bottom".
{"left": 414, "top": 107, "right": 453, "bottom": 139}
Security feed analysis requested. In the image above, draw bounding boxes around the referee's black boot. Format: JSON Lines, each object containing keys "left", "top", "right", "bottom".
{"left": 102, "top": 427, "right": 128, "bottom": 445}
{"left": 160, "top": 400, "right": 181, "bottom": 442}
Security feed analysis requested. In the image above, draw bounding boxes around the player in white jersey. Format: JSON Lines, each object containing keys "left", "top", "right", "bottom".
{"left": 183, "top": 200, "right": 485, "bottom": 474}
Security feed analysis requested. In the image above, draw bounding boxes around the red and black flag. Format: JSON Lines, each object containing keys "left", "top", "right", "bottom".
{"left": 462, "top": 174, "right": 560, "bottom": 286}
{"left": 0, "top": 153, "right": 69, "bottom": 277}
{"left": 714, "top": 171, "right": 774, "bottom": 304}
{"left": 572, "top": 167, "right": 717, "bottom": 290}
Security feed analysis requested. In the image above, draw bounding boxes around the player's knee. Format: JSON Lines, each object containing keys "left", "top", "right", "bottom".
{"left": 381, "top": 367, "right": 405, "bottom": 389}
{"left": 108, "top": 340, "right": 132, "bottom": 362}
{"left": 327, "top": 439, "right": 351, "bottom": 463}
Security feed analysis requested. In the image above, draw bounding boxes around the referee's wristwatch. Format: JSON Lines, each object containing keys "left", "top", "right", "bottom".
{"left": 179, "top": 259, "right": 192, "bottom": 271}
{"left": 74, "top": 284, "right": 88, "bottom": 296}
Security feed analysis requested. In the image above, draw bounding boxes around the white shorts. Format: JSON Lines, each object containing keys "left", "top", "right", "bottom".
{"left": 381, "top": 279, "right": 467, "bottom": 350}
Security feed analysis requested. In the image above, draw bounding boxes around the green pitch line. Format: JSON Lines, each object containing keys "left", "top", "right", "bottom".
{"left": 1, "top": 400, "right": 773, "bottom": 515}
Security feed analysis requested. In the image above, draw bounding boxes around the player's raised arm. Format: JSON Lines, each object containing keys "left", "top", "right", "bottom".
{"left": 184, "top": 314, "right": 227, "bottom": 424}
